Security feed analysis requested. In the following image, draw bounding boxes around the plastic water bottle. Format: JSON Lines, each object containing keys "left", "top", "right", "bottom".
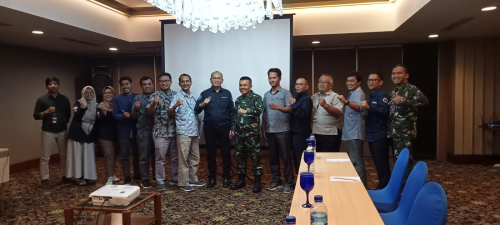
{"left": 311, "top": 195, "right": 328, "bottom": 225}
{"left": 306, "top": 133, "right": 316, "bottom": 172}
{"left": 285, "top": 216, "right": 296, "bottom": 224}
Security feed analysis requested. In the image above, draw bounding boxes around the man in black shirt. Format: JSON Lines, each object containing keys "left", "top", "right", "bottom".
{"left": 195, "top": 71, "right": 235, "bottom": 188}
{"left": 33, "top": 77, "right": 71, "bottom": 189}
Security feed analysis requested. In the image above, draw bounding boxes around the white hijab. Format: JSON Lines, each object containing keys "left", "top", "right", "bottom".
{"left": 80, "top": 86, "right": 97, "bottom": 135}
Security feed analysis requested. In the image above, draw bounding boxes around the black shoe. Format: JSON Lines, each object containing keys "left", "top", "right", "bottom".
{"left": 230, "top": 174, "right": 246, "bottom": 190}
{"left": 86, "top": 180, "right": 96, "bottom": 186}
{"left": 223, "top": 179, "right": 232, "bottom": 188}
{"left": 253, "top": 175, "right": 262, "bottom": 193}
{"left": 141, "top": 180, "right": 152, "bottom": 188}
{"left": 267, "top": 180, "right": 282, "bottom": 191}
{"left": 124, "top": 177, "right": 132, "bottom": 185}
{"left": 60, "top": 176, "right": 72, "bottom": 184}
{"left": 41, "top": 179, "right": 50, "bottom": 189}
{"left": 207, "top": 179, "right": 216, "bottom": 188}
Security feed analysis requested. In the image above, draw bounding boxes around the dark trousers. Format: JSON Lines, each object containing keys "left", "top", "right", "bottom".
{"left": 267, "top": 131, "right": 293, "bottom": 185}
{"left": 138, "top": 136, "right": 156, "bottom": 182}
{"left": 315, "top": 130, "right": 342, "bottom": 152}
{"left": 369, "top": 138, "right": 391, "bottom": 189}
{"left": 119, "top": 138, "right": 140, "bottom": 179}
{"left": 205, "top": 126, "right": 232, "bottom": 180}
{"left": 291, "top": 132, "right": 310, "bottom": 174}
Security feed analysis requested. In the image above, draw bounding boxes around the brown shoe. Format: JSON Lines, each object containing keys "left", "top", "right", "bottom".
{"left": 41, "top": 179, "right": 50, "bottom": 189}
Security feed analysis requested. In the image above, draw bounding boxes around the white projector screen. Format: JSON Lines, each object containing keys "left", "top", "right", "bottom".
{"left": 162, "top": 16, "right": 293, "bottom": 145}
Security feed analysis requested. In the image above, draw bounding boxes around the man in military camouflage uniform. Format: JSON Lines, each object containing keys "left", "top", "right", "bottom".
{"left": 230, "top": 76, "right": 264, "bottom": 193}
{"left": 388, "top": 65, "right": 428, "bottom": 166}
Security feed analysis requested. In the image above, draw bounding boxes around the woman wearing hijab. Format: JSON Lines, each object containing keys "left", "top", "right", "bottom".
{"left": 66, "top": 86, "right": 98, "bottom": 186}
{"left": 97, "top": 86, "right": 120, "bottom": 185}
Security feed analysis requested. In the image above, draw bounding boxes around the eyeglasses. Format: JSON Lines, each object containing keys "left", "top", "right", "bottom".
{"left": 295, "top": 83, "right": 306, "bottom": 86}
{"left": 103, "top": 92, "right": 113, "bottom": 95}
{"left": 318, "top": 81, "right": 331, "bottom": 85}
{"left": 159, "top": 80, "right": 171, "bottom": 83}
{"left": 367, "top": 79, "right": 380, "bottom": 83}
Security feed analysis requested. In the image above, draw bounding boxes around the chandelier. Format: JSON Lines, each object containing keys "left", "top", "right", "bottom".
{"left": 145, "top": 0, "right": 284, "bottom": 33}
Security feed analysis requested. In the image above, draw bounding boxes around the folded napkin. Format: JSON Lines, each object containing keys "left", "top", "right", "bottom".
{"left": 330, "top": 176, "right": 361, "bottom": 182}
{"left": 326, "top": 158, "right": 351, "bottom": 162}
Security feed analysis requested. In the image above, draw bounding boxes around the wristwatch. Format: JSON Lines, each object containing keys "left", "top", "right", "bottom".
{"left": 346, "top": 101, "right": 350, "bottom": 105}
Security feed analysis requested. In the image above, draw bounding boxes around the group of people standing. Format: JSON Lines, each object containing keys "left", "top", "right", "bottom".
{"left": 33, "top": 64, "right": 427, "bottom": 193}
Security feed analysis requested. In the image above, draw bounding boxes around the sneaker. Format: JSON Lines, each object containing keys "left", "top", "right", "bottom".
{"left": 189, "top": 181, "right": 206, "bottom": 187}
{"left": 41, "top": 179, "right": 50, "bottom": 189}
{"left": 267, "top": 181, "right": 282, "bottom": 191}
{"left": 77, "top": 178, "right": 86, "bottom": 186}
{"left": 283, "top": 184, "right": 292, "bottom": 193}
{"left": 106, "top": 177, "right": 114, "bottom": 185}
{"left": 112, "top": 175, "right": 121, "bottom": 182}
{"left": 158, "top": 183, "right": 167, "bottom": 191}
{"left": 123, "top": 177, "right": 132, "bottom": 185}
{"left": 168, "top": 180, "right": 178, "bottom": 186}
{"left": 184, "top": 186, "right": 194, "bottom": 192}
{"left": 141, "top": 180, "right": 152, "bottom": 188}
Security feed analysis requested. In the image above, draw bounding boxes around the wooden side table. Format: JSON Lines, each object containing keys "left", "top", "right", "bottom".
{"left": 65, "top": 192, "right": 161, "bottom": 225}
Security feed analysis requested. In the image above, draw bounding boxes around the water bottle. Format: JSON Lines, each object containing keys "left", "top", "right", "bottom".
{"left": 285, "top": 216, "right": 296, "bottom": 224}
{"left": 311, "top": 195, "right": 328, "bottom": 225}
{"left": 305, "top": 144, "right": 315, "bottom": 173}
{"left": 306, "top": 133, "right": 316, "bottom": 155}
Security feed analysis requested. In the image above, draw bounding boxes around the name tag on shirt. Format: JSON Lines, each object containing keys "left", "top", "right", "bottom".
{"left": 221, "top": 97, "right": 228, "bottom": 99}
{"left": 372, "top": 101, "right": 377, "bottom": 104}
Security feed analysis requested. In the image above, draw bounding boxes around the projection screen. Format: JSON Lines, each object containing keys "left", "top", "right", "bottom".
{"left": 162, "top": 15, "right": 293, "bottom": 145}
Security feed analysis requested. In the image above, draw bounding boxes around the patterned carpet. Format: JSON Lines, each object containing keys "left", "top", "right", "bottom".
{"left": 0, "top": 156, "right": 499, "bottom": 224}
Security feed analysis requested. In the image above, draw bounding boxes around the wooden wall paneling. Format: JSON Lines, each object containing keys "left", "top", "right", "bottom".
{"left": 454, "top": 40, "right": 465, "bottom": 155}
{"left": 462, "top": 40, "right": 475, "bottom": 155}
{"left": 495, "top": 38, "right": 500, "bottom": 155}
{"left": 292, "top": 50, "right": 313, "bottom": 96}
{"left": 483, "top": 38, "right": 495, "bottom": 155}
{"left": 119, "top": 55, "right": 155, "bottom": 94}
{"left": 437, "top": 41, "right": 455, "bottom": 161}
{"left": 155, "top": 55, "right": 162, "bottom": 91}
{"left": 473, "top": 39, "right": 484, "bottom": 155}
{"left": 313, "top": 48, "right": 357, "bottom": 98}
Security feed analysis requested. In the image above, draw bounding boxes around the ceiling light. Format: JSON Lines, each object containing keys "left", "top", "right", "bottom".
{"left": 429, "top": 34, "right": 439, "bottom": 38}
{"left": 109, "top": 47, "right": 118, "bottom": 51}
{"left": 32, "top": 31, "right": 44, "bottom": 34}
{"left": 312, "top": 41, "right": 320, "bottom": 44}
{"left": 145, "top": 0, "right": 283, "bottom": 33}
{"left": 481, "top": 6, "right": 497, "bottom": 11}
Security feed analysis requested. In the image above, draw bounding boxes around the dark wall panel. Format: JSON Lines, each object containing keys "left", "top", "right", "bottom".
{"left": 403, "top": 43, "right": 439, "bottom": 159}
{"left": 313, "top": 48, "right": 356, "bottom": 97}
{"left": 119, "top": 55, "right": 155, "bottom": 94}
{"left": 357, "top": 46, "right": 402, "bottom": 101}
{"left": 292, "top": 50, "right": 313, "bottom": 96}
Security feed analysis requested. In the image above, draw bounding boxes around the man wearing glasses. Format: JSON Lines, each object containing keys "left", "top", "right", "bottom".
{"left": 195, "top": 71, "right": 235, "bottom": 188}
{"left": 289, "top": 78, "right": 313, "bottom": 173}
{"left": 311, "top": 74, "right": 344, "bottom": 152}
{"left": 147, "top": 73, "right": 178, "bottom": 192}
{"left": 361, "top": 71, "right": 391, "bottom": 190}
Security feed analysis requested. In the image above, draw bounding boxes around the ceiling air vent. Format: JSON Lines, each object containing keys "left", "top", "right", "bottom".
{"left": 0, "top": 22, "right": 13, "bottom": 26}
{"left": 441, "top": 17, "right": 475, "bottom": 31}
{"left": 60, "top": 38, "right": 100, "bottom": 46}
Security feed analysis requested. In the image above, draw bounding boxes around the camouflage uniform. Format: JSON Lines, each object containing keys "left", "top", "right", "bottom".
{"left": 388, "top": 81, "right": 428, "bottom": 160}
{"left": 232, "top": 91, "right": 264, "bottom": 176}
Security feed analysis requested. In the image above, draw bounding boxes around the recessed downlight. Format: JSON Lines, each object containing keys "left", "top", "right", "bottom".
{"left": 312, "top": 41, "right": 320, "bottom": 44}
{"left": 481, "top": 6, "right": 497, "bottom": 11}
{"left": 109, "top": 47, "right": 118, "bottom": 51}
{"left": 429, "top": 34, "right": 439, "bottom": 38}
{"left": 32, "top": 31, "right": 44, "bottom": 34}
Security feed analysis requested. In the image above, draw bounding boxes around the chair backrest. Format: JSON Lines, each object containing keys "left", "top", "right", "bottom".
{"left": 397, "top": 161, "right": 428, "bottom": 224}
{"left": 406, "top": 182, "right": 448, "bottom": 225}
{"left": 384, "top": 148, "right": 409, "bottom": 202}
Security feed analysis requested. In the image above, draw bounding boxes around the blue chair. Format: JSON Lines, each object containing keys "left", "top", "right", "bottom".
{"left": 368, "top": 148, "right": 409, "bottom": 213}
{"left": 405, "top": 182, "right": 448, "bottom": 225}
{"left": 380, "top": 161, "right": 428, "bottom": 225}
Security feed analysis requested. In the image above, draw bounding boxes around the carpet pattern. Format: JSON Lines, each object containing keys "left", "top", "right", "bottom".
{"left": 0, "top": 156, "right": 498, "bottom": 224}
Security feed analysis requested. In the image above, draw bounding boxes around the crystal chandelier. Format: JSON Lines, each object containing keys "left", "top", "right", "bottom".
{"left": 145, "top": 0, "right": 284, "bottom": 33}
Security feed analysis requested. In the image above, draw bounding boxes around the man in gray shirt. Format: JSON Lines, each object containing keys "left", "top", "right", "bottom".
{"left": 338, "top": 71, "right": 367, "bottom": 187}
{"left": 262, "top": 68, "right": 294, "bottom": 194}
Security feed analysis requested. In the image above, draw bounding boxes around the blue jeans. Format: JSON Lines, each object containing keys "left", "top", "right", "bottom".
{"left": 138, "top": 136, "right": 155, "bottom": 182}
{"left": 348, "top": 139, "right": 367, "bottom": 187}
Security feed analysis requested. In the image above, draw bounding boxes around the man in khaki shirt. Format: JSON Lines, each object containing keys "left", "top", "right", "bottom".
{"left": 311, "top": 74, "right": 344, "bottom": 152}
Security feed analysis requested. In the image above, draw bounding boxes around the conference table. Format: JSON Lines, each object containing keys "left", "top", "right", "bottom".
{"left": 289, "top": 152, "right": 384, "bottom": 225}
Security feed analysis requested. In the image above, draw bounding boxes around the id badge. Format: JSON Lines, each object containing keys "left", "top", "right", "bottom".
{"left": 390, "top": 104, "right": 396, "bottom": 113}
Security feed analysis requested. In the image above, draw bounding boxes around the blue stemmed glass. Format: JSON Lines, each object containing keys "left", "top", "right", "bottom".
{"left": 300, "top": 172, "right": 315, "bottom": 208}
{"left": 304, "top": 150, "right": 314, "bottom": 172}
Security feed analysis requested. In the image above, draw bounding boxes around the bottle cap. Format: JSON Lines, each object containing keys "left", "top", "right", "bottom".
{"left": 286, "top": 216, "right": 296, "bottom": 224}
{"left": 314, "top": 195, "right": 323, "bottom": 202}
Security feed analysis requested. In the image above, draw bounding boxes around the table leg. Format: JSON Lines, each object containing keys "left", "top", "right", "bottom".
{"left": 154, "top": 193, "right": 162, "bottom": 224}
{"left": 122, "top": 210, "right": 131, "bottom": 225}
{"left": 64, "top": 208, "right": 74, "bottom": 225}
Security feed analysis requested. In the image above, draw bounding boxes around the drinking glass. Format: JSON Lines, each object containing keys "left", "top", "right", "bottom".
{"left": 300, "top": 172, "right": 315, "bottom": 208}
